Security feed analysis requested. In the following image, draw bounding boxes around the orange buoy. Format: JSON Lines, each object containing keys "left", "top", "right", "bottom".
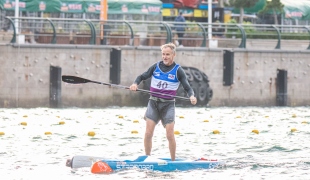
{"left": 133, "top": 120, "right": 139, "bottom": 123}
{"left": 203, "top": 120, "right": 209, "bottom": 122}
{"left": 0, "top": 132, "right": 5, "bottom": 135}
{"left": 59, "top": 121, "right": 65, "bottom": 125}
{"left": 252, "top": 129, "right": 259, "bottom": 134}
{"left": 45, "top": 132, "right": 52, "bottom": 135}
{"left": 131, "top": 130, "right": 138, "bottom": 134}
{"left": 291, "top": 128, "right": 297, "bottom": 132}
{"left": 174, "top": 131, "right": 180, "bottom": 135}
{"left": 213, "top": 130, "right": 220, "bottom": 134}
{"left": 20, "top": 122, "right": 27, "bottom": 126}
{"left": 91, "top": 161, "right": 113, "bottom": 174}
{"left": 88, "top": 131, "right": 96, "bottom": 136}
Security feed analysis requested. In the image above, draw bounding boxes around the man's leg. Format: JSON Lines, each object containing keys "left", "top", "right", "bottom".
{"left": 165, "top": 122, "right": 176, "bottom": 161}
{"left": 144, "top": 118, "right": 157, "bottom": 156}
{"left": 178, "top": 33, "right": 184, "bottom": 45}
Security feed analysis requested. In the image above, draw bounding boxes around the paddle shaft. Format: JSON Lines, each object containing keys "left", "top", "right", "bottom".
{"left": 62, "top": 75, "right": 190, "bottom": 101}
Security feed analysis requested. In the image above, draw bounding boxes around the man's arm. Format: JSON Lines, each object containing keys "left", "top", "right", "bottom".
{"left": 133, "top": 63, "right": 157, "bottom": 85}
{"left": 177, "top": 67, "right": 194, "bottom": 96}
{"left": 177, "top": 67, "right": 197, "bottom": 105}
{"left": 130, "top": 63, "right": 157, "bottom": 91}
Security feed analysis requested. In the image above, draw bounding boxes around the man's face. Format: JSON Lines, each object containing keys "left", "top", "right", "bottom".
{"left": 161, "top": 47, "right": 176, "bottom": 66}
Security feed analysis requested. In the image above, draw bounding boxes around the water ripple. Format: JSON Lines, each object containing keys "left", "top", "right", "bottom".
{"left": 0, "top": 107, "right": 310, "bottom": 179}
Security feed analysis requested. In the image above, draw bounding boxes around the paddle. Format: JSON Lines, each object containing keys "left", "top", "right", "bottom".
{"left": 62, "top": 75, "right": 190, "bottom": 101}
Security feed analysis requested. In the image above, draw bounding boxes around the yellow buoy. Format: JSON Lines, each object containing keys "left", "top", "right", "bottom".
{"left": 252, "top": 129, "right": 259, "bottom": 134}
{"left": 265, "top": 116, "right": 269, "bottom": 118}
{"left": 178, "top": 116, "right": 184, "bottom": 119}
{"left": 236, "top": 116, "right": 241, "bottom": 118}
{"left": 131, "top": 130, "right": 138, "bottom": 134}
{"left": 88, "top": 131, "right": 96, "bottom": 136}
{"left": 174, "top": 131, "right": 180, "bottom": 135}
{"left": 291, "top": 128, "right": 297, "bottom": 132}
{"left": 20, "top": 122, "right": 27, "bottom": 126}
{"left": 292, "top": 114, "right": 297, "bottom": 118}
{"left": 213, "top": 130, "right": 220, "bottom": 134}
{"left": 118, "top": 115, "right": 124, "bottom": 119}
{"left": 203, "top": 120, "right": 209, "bottom": 122}
{"left": 0, "top": 132, "right": 5, "bottom": 135}
{"left": 44, "top": 132, "right": 52, "bottom": 135}
{"left": 56, "top": 116, "right": 60, "bottom": 118}
{"left": 133, "top": 120, "right": 139, "bottom": 123}
{"left": 59, "top": 121, "right": 65, "bottom": 125}
{"left": 301, "top": 121, "right": 307, "bottom": 124}
{"left": 23, "top": 115, "right": 28, "bottom": 118}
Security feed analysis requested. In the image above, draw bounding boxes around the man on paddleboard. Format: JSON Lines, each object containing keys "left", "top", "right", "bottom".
{"left": 129, "top": 43, "right": 197, "bottom": 161}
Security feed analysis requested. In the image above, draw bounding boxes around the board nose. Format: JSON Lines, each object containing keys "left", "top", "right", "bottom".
{"left": 91, "top": 161, "right": 113, "bottom": 174}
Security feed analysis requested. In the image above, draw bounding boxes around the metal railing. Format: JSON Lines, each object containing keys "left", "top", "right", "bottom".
{"left": 1, "top": 16, "right": 310, "bottom": 50}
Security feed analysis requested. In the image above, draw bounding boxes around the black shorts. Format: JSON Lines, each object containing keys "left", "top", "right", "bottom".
{"left": 144, "top": 100, "right": 175, "bottom": 128}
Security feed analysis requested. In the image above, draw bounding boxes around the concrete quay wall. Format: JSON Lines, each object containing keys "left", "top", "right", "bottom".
{"left": 0, "top": 44, "right": 309, "bottom": 108}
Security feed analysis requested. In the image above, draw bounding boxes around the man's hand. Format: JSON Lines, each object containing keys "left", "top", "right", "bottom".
{"left": 129, "top": 83, "right": 138, "bottom": 91}
{"left": 190, "top": 96, "right": 197, "bottom": 105}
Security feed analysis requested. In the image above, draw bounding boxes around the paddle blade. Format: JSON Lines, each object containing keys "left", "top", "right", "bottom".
{"left": 62, "top": 75, "right": 91, "bottom": 84}
{"left": 91, "top": 161, "right": 113, "bottom": 174}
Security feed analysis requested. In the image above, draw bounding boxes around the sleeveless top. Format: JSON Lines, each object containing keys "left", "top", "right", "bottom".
{"left": 150, "top": 62, "right": 180, "bottom": 100}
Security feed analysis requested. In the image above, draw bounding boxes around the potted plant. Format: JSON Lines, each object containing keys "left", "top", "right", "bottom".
{"left": 182, "top": 21, "right": 203, "bottom": 47}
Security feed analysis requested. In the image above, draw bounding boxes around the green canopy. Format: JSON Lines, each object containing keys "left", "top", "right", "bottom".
{"left": 232, "top": 0, "right": 266, "bottom": 15}
{"left": 281, "top": 0, "right": 310, "bottom": 20}
{"left": 0, "top": 0, "right": 62, "bottom": 12}
{"left": 107, "top": 0, "right": 161, "bottom": 15}
{"left": 0, "top": 0, "right": 162, "bottom": 15}
{"left": 232, "top": 0, "right": 310, "bottom": 20}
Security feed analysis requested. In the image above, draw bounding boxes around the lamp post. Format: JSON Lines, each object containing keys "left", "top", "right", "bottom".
{"left": 100, "top": 0, "right": 107, "bottom": 44}
{"left": 208, "top": 0, "right": 212, "bottom": 41}
{"left": 15, "top": 0, "right": 19, "bottom": 34}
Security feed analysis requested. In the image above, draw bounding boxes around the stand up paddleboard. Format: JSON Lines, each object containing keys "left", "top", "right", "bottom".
{"left": 67, "top": 155, "right": 223, "bottom": 173}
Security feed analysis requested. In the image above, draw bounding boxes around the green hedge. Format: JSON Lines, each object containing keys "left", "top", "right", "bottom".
{"left": 225, "top": 20, "right": 310, "bottom": 40}
{"left": 226, "top": 31, "right": 309, "bottom": 40}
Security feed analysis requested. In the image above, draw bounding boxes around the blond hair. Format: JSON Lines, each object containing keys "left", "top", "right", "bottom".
{"left": 161, "top": 43, "right": 176, "bottom": 53}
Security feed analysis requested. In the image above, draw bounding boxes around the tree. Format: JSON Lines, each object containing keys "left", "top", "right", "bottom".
{"left": 229, "top": 0, "right": 259, "bottom": 23}
{"left": 259, "top": 0, "right": 284, "bottom": 25}
{"left": 218, "top": 0, "right": 224, "bottom": 7}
